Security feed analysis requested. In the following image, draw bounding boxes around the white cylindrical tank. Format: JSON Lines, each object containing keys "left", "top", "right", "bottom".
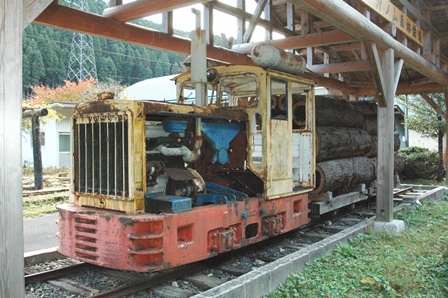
{"left": 250, "top": 44, "right": 306, "bottom": 75}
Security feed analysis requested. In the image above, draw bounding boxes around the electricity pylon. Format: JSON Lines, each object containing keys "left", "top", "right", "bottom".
{"left": 67, "top": 0, "right": 97, "bottom": 82}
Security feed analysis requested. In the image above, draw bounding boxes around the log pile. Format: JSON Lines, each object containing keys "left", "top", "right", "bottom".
{"left": 294, "top": 96, "right": 403, "bottom": 200}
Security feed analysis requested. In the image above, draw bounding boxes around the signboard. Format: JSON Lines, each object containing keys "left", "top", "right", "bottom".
{"left": 361, "top": 0, "right": 423, "bottom": 46}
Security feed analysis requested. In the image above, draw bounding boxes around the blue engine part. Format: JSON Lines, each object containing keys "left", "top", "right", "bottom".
{"left": 201, "top": 122, "right": 241, "bottom": 164}
{"left": 145, "top": 194, "right": 192, "bottom": 213}
{"left": 196, "top": 182, "right": 248, "bottom": 206}
{"left": 162, "top": 118, "right": 188, "bottom": 133}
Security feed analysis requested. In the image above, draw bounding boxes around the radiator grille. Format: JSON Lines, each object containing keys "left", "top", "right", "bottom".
{"left": 74, "top": 114, "right": 130, "bottom": 198}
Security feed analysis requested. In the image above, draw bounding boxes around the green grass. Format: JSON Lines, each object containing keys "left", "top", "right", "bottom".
{"left": 23, "top": 192, "right": 68, "bottom": 218}
{"left": 400, "top": 178, "right": 446, "bottom": 186}
{"left": 269, "top": 198, "right": 448, "bottom": 298}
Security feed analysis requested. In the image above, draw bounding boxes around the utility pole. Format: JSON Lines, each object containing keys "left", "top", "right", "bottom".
{"left": 23, "top": 108, "right": 48, "bottom": 190}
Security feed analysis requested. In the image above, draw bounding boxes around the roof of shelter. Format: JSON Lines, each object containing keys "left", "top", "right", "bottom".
{"left": 31, "top": 0, "right": 448, "bottom": 102}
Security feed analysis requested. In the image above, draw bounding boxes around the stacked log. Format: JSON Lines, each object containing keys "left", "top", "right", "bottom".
{"left": 313, "top": 96, "right": 365, "bottom": 128}
{"left": 311, "top": 156, "right": 376, "bottom": 196}
{"left": 293, "top": 96, "right": 403, "bottom": 200}
{"left": 311, "top": 153, "right": 404, "bottom": 200}
{"left": 316, "top": 126, "right": 373, "bottom": 162}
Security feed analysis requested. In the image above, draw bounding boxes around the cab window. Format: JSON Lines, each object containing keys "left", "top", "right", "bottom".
{"left": 270, "top": 78, "right": 288, "bottom": 120}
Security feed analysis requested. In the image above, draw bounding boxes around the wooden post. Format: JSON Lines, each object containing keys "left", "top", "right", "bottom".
{"left": 0, "top": 0, "right": 24, "bottom": 296}
{"left": 32, "top": 116, "right": 44, "bottom": 190}
{"left": 376, "top": 49, "right": 395, "bottom": 222}
{"left": 236, "top": 0, "right": 245, "bottom": 44}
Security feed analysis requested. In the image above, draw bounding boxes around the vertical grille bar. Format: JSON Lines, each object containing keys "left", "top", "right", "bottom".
{"left": 122, "top": 116, "right": 126, "bottom": 198}
{"left": 77, "top": 121, "right": 81, "bottom": 193}
{"left": 84, "top": 122, "right": 88, "bottom": 192}
{"left": 107, "top": 119, "right": 110, "bottom": 195}
{"left": 73, "top": 114, "right": 130, "bottom": 198}
{"left": 101, "top": 121, "right": 108, "bottom": 195}
{"left": 91, "top": 119, "right": 95, "bottom": 192}
{"left": 86, "top": 122, "right": 93, "bottom": 192}
{"left": 124, "top": 119, "right": 129, "bottom": 196}
{"left": 114, "top": 120, "right": 117, "bottom": 197}
{"left": 98, "top": 117, "right": 102, "bottom": 193}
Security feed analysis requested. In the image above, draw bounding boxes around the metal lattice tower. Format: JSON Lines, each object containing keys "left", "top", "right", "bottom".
{"left": 67, "top": 0, "right": 97, "bottom": 82}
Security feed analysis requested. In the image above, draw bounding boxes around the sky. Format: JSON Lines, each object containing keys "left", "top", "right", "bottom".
{"left": 124, "top": 0, "right": 281, "bottom": 43}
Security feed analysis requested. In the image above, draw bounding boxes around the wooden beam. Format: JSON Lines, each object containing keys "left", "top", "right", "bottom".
{"left": 292, "top": 0, "right": 448, "bottom": 86}
{"left": 363, "top": 41, "right": 387, "bottom": 107}
{"left": 232, "top": 30, "right": 357, "bottom": 54}
{"left": 23, "top": 0, "right": 53, "bottom": 28}
{"left": 300, "top": 10, "right": 310, "bottom": 36}
{"left": 357, "top": 82, "right": 445, "bottom": 96}
{"left": 1, "top": 0, "right": 25, "bottom": 296}
{"left": 242, "top": 0, "right": 268, "bottom": 43}
{"left": 306, "top": 46, "right": 313, "bottom": 66}
{"left": 264, "top": 0, "right": 272, "bottom": 40}
{"left": 236, "top": 0, "right": 245, "bottom": 44}
{"left": 308, "top": 60, "right": 370, "bottom": 74}
{"left": 420, "top": 92, "right": 447, "bottom": 121}
{"left": 393, "top": 59, "right": 404, "bottom": 91}
{"left": 103, "top": 0, "right": 212, "bottom": 22}
{"left": 430, "top": 5, "right": 448, "bottom": 10}
{"left": 109, "top": 0, "right": 123, "bottom": 6}
{"left": 34, "top": 2, "right": 254, "bottom": 65}
{"left": 162, "top": 11, "right": 173, "bottom": 35}
{"left": 287, "top": 3, "right": 295, "bottom": 32}
{"left": 301, "top": 72, "right": 358, "bottom": 94}
{"left": 323, "top": 52, "right": 330, "bottom": 77}
{"left": 204, "top": 2, "right": 213, "bottom": 45}
{"left": 329, "top": 43, "right": 362, "bottom": 52}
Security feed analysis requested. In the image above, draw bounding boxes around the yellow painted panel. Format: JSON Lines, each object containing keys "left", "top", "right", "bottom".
{"left": 361, "top": 0, "right": 423, "bottom": 46}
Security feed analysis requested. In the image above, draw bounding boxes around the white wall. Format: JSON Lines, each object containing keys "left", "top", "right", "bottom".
{"left": 408, "top": 129, "right": 439, "bottom": 151}
{"left": 22, "top": 108, "right": 72, "bottom": 168}
{"left": 22, "top": 118, "right": 58, "bottom": 168}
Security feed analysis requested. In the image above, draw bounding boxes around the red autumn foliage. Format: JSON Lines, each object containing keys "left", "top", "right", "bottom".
{"left": 25, "top": 78, "right": 97, "bottom": 106}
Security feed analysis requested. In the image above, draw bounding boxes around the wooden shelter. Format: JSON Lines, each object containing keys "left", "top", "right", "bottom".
{"left": 1, "top": 0, "right": 448, "bottom": 295}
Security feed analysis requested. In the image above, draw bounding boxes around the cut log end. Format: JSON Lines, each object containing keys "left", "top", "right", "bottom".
{"left": 310, "top": 165, "right": 325, "bottom": 195}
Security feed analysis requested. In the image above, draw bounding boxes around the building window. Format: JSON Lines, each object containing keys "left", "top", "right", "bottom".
{"left": 271, "top": 78, "right": 288, "bottom": 120}
{"left": 59, "top": 134, "right": 70, "bottom": 152}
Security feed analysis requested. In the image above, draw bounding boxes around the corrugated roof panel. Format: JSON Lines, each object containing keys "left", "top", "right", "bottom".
{"left": 119, "top": 74, "right": 177, "bottom": 102}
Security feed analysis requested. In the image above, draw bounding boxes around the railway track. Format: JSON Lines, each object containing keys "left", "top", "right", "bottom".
{"left": 24, "top": 185, "right": 445, "bottom": 298}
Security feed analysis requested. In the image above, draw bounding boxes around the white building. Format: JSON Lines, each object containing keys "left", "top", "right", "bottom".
{"left": 22, "top": 103, "right": 76, "bottom": 168}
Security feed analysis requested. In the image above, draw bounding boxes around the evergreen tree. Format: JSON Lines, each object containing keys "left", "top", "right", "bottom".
{"left": 97, "top": 57, "right": 117, "bottom": 81}
{"left": 21, "top": 3, "right": 202, "bottom": 88}
{"left": 148, "top": 50, "right": 157, "bottom": 72}
{"left": 153, "top": 64, "right": 163, "bottom": 77}
{"left": 41, "top": 41, "right": 60, "bottom": 87}
{"left": 23, "top": 39, "right": 45, "bottom": 94}
{"left": 158, "top": 52, "right": 171, "bottom": 75}
{"left": 22, "top": 54, "right": 31, "bottom": 94}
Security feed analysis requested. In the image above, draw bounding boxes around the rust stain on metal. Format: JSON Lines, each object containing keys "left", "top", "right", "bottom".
{"left": 119, "top": 217, "right": 134, "bottom": 228}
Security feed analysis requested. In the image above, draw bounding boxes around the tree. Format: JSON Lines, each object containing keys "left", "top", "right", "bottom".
{"left": 158, "top": 52, "right": 171, "bottom": 76}
{"left": 153, "top": 63, "right": 163, "bottom": 77}
{"left": 23, "top": 39, "right": 45, "bottom": 94}
{"left": 398, "top": 93, "right": 446, "bottom": 181}
{"left": 97, "top": 56, "right": 117, "bottom": 81}
{"left": 148, "top": 50, "right": 157, "bottom": 70}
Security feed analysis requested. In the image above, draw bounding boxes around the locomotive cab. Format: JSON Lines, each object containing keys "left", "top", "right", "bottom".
{"left": 58, "top": 65, "right": 316, "bottom": 272}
